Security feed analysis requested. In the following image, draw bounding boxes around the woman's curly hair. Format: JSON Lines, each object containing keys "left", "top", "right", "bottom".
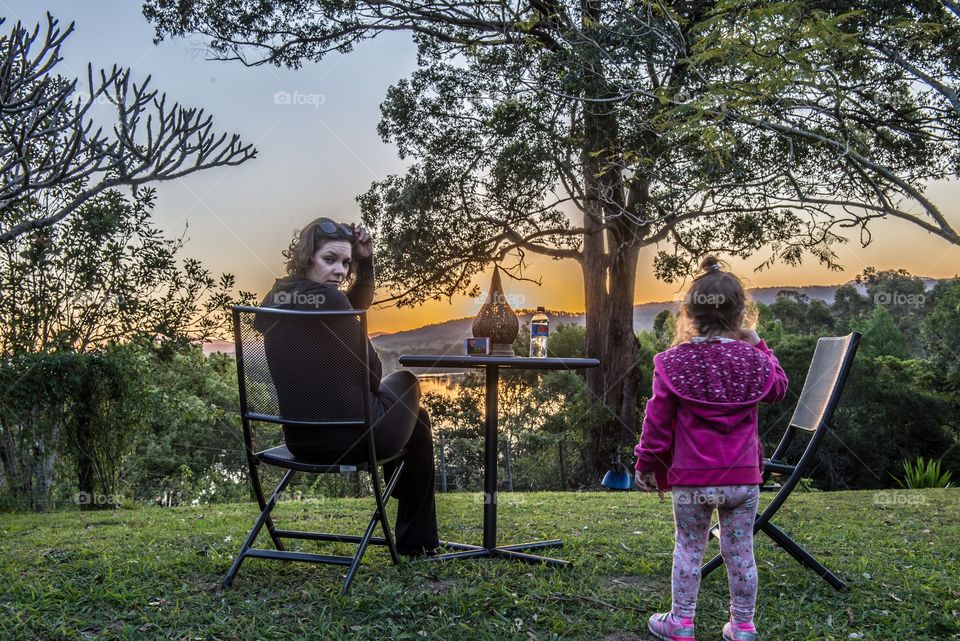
{"left": 283, "top": 217, "right": 358, "bottom": 281}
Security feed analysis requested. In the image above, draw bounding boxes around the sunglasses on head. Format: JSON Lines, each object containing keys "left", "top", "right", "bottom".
{"left": 316, "top": 220, "right": 354, "bottom": 239}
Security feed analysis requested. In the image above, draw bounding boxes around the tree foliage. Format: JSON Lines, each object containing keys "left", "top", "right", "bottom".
{"left": 0, "top": 188, "right": 256, "bottom": 355}
{"left": 850, "top": 306, "right": 909, "bottom": 359}
{"left": 144, "top": 0, "right": 960, "bottom": 474}
{"left": 922, "top": 280, "right": 960, "bottom": 390}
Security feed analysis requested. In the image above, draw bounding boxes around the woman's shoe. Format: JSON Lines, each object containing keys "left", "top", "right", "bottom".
{"left": 647, "top": 612, "right": 695, "bottom": 641}
{"left": 722, "top": 621, "right": 757, "bottom": 641}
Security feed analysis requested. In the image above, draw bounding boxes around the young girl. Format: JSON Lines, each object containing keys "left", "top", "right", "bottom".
{"left": 635, "top": 256, "right": 788, "bottom": 641}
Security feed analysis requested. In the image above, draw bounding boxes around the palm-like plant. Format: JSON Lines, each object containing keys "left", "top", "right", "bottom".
{"left": 895, "top": 457, "right": 954, "bottom": 489}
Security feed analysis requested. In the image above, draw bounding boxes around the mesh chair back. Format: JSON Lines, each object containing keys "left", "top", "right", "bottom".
{"left": 233, "top": 307, "right": 370, "bottom": 428}
{"left": 788, "top": 334, "right": 858, "bottom": 432}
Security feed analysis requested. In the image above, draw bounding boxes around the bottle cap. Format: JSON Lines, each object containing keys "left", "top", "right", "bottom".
{"left": 537, "top": 306, "right": 545, "bottom": 312}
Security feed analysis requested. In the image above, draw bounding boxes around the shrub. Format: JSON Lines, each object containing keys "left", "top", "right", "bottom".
{"left": 896, "top": 456, "right": 954, "bottom": 489}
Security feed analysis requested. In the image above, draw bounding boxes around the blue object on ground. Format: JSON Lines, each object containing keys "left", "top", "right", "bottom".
{"left": 601, "top": 469, "right": 633, "bottom": 491}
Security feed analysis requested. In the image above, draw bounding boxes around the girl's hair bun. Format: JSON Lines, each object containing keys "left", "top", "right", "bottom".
{"left": 699, "top": 255, "right": 721, "bottom": 273}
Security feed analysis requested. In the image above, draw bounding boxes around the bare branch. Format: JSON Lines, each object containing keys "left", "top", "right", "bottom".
{"left": 0, "top": 14, "right": 257, "bottom": 243}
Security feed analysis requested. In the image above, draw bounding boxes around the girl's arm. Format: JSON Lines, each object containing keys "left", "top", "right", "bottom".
{"left": 756, "top": 339, "right": 789, "bottom": 403}
{"left": 634, "top": 366, "right": 677, "bottom": 486}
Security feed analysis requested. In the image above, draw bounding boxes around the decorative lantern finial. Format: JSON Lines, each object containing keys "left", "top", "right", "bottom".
{"left": 472, "top": 266, "right": 519, "bottom": 356}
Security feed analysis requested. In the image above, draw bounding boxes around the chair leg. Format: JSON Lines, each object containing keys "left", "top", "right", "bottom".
{"left": 341, "top": 461, "right": 405, "bottom": 594}
{"left": 760, "top": 521, "right": 848, "bottom": 592}
{"left": 223, "top": 468, "right": 297, "bottom": 588}
{"left": 249, "top": 459, "right": 286, "bottom": 552}
{"left": 702, "top": 552, "right": 725, "bottom": 578}
{"left": 377, "top": 460, "right": 405, "bottom": 565}
{"left": 702, "top": 519, "right": 847, "bottom": 592}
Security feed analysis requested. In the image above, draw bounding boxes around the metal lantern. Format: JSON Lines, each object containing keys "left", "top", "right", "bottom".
{"left": 472, "top": 266, "right": 519, "bottom": 356}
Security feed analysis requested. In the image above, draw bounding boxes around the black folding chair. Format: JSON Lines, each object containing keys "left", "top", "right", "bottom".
{"left": 223, "top": 306, "right": 405, "bottom": 594}
{"left": 702, "top": 332, "right": 861, "bottom": 592}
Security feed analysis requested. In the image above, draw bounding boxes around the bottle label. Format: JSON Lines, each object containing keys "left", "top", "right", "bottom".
{"left": 531, "top": 324, "right": 549, "bottom": 337}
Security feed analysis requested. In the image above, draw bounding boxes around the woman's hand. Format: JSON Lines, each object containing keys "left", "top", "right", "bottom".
{"left": 352, "top": 225, "right": 373, "bottom": 260}
{"left": 635, "top": 470, "right": 658, "bottom": 492}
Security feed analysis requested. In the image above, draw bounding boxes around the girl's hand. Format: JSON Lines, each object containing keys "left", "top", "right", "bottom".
{"left": 739, "top": 328, "right": 761, "bottom": 346}
{"left": 352, "top": 225, "right": 373, "bottom": 260}
{"left": 635, "top": 470, "right": 658, "bottom": 492}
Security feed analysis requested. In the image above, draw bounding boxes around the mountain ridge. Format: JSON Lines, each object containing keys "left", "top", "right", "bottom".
{"left": 203, "top": 278, "right": 944, "bottom": 358}
{"left": 370, "top": 279, "right": 947, "bottom": 371}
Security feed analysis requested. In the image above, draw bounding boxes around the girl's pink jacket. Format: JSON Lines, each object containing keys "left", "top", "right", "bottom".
{"left": 634, "top": 339, "right": 788, "bottom": 490}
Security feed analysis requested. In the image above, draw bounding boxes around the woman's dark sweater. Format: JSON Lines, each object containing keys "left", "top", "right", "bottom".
{"left": 255, "top": 256, "right": 382, "bottom": 394}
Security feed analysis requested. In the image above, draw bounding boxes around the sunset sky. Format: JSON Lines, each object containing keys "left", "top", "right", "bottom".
{"left": 6, "top": 1, "right": 959, "bottom": 334}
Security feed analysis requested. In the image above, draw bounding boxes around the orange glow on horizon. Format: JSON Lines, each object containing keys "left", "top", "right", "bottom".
{"left": 364, "top": 212, "right": 959, "bottom": 335}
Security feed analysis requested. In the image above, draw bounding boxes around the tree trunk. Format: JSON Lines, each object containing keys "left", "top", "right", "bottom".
{"left": 0, "top": 415, "right": 30, "bottom": 510}
{"left": 578, "top": 1, "right": 641, "bottom": 477}
{"left": 582, "top": 242, "right": 642, "bottom": 475}
{"left": 557, "top": 437, "right": 566, "bottom": 488}
{"left": 602, "top": 241, "right": 642, "bottom": 447}
{"left": 581, "top": 186, "right": 608, "bottom": 407}
{"left": 75, "top": 416, "right": 97, "bottom": 511}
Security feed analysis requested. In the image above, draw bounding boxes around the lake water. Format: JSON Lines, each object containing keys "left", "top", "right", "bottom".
{"left": 417, "top": 372, "right": 467, "bottom": 398}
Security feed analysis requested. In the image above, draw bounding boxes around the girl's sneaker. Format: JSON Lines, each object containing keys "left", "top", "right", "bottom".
{"left": 647, "top": 612, "right": 695, "bottom": 641}
{"left": 722, "top": 621, "right": 757, "bottom": 641}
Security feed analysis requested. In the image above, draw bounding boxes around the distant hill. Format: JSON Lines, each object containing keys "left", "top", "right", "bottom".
{"left": 202, "top": 339, "right": 235, "bottom": 356}
{"left": 205, "top": 279, "right": 945, "bottom": 364}
{"left": 372, "top": 280, "right": 947, "bottom": 371}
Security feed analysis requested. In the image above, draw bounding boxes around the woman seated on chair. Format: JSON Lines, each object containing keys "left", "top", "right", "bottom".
{"left": 258, "top": 216, "right": 439, "bottom": 558}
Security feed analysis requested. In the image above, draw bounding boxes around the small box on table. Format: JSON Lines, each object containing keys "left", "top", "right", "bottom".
{"left": 465, "top": 337, "right": 491, "bottom": 356}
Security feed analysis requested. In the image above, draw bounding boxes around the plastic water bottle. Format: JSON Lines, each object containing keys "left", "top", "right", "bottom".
{"left": 529, "top": 306, "right": 549, "bottom": 358}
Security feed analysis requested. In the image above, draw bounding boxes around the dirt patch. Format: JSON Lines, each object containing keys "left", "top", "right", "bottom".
{"left": 599, "top": 633, "right": 647, "bottom": 641}
{"left": 421, "top": 577, "right": 458, "bottom": 595}
{"left": 601, "top": 575, "right": 668, "bottom": 592}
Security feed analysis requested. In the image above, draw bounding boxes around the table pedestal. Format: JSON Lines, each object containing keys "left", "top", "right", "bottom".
{"left": 398, "top": 354, "right": 600, "bottom": 567}
{"left": 422, "top": 364, "right": 567, "bottom": 567}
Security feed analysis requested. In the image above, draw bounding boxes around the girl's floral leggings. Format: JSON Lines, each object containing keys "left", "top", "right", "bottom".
{"left": 670, "top": 485, "right": 760, "bottom": 623}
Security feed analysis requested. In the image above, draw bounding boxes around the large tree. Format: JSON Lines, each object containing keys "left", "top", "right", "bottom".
{"left": 145, "top": 1, "right": 960, "bottom": 473}
{"left": 0, "top": 14, "right": 256, "bottom": 243}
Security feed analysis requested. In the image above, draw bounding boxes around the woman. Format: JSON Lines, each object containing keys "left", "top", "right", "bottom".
{"left": 258, "top": 217, "right": 439, "bottom": 557}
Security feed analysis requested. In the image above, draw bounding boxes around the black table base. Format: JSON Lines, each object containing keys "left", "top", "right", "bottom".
{"left": 399, "top": 355, "right": 599, "bottom": 568}
{"left": 423, "top": 538, "right": 567, "bottom": 566}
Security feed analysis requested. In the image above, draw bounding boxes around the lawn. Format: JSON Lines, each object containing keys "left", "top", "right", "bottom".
{"left": 1, "top": 489, "right": 957, "bottom": 640}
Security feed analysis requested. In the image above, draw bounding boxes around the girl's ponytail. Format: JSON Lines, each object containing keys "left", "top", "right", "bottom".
{"left": 698, "top": 255, "right": 722, "bottom": 274}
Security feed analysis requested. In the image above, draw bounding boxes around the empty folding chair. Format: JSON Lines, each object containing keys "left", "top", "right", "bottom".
{"left": 223, "top": 306, "right": 405, "bottom": 594}
{"left": 702, "top": 332, "right": 861, "bottom": 592}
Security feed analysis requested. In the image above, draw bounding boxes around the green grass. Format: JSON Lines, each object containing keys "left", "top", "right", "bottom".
{"left": 1, "top": 489, "right": 958, "bottom": 640}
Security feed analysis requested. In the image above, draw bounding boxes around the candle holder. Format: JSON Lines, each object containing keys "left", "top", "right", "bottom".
{"left": 472, "top": 266, "right": 519, "bottom": 357}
